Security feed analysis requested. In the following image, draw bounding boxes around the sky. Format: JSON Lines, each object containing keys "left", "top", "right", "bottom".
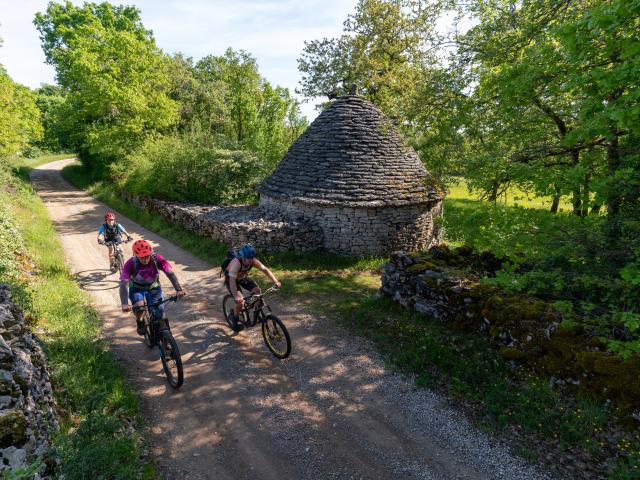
{"left": 0, "top": 0, "right": 358, "bottom": 121}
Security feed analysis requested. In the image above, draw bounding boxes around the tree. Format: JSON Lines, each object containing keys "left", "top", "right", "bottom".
{"left": 454, "top": 0, "right": 622, "bottom": 215}
{"left": 35, "top": 84, "right": 67, "bottom": 151}
{"left": 34, "top": 1, "right": 179, "bottom": 169}
{"left": 0, "top": 65, "right": 43, "bottom": 158}
{"left": 298, "top": 0, "right": 444, "bottom": 122}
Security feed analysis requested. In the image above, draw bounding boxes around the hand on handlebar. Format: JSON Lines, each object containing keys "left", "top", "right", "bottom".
{"left": 122, "top": 304, "right": 132, "bottom": 312}
{"left": 176, "top": 290, "right": 186, "bottom": 299}
{"left": 98, "top": 239, "right": 104, "bottom": 245}
{"left": 273, "top": 281, "right": 281, "bottom": 289}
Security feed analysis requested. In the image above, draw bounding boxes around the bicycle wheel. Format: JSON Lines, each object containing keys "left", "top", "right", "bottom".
{"left": 222, "top": 294, "right": 236, "bottom": 330}
{"left": 142, "top": 312, "right": 154, "bottom": 348}
{"left": 159, "top": 330, "right": 183, "bottom": 388}
{"left": 115, "top": 251, "right": 125, "bottom": 273}
{"left": 261, "top": 313, "right": 291, "bottom": 359}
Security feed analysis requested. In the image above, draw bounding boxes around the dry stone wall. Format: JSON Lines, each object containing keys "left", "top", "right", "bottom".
{"left": 381, "top": 248, "right": 640, "bottom": 413}
{"left": 0, "top": 285, "right": 57, "bottom": 478}
{"left": 121, "top": 192, "right": 323, "bottom": 252}
{"left": 260, "top": 194, "right": 443, "bottom": 255}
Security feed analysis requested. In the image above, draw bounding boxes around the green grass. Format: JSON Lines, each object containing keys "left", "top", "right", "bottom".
{"left": 2, "top": 157, "right": 155, "bottom": 479}
{"left": 337, "top": 295, "right": 639, "bottom": 477}
{"left": 446, "top": 177, "right": 574, "bottom": 211}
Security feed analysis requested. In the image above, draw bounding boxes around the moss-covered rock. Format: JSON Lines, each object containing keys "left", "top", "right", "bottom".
{"left": 0, "top": 411, "right": 27, "bottom": 448}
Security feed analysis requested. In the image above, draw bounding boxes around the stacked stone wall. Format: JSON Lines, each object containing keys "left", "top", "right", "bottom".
{"left": 0, "top": 285, "right": 57, "bottom": 478}
{"left": 121, "top": 192, "right": 323, "bottom": 252}
{"left": 381, "top": 248, "right": 640, "bottom": 413}
{"left": 260, "top": 194, "right": 443, "bottom": 255}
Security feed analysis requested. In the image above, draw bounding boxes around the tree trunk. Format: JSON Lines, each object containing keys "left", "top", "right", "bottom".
{"left": 550, "top": 184, "right": 561, "bottom": 213}
{"left": 487, "top": 181, "right": 499, "bottom": 203}
{"left": 582, "top": 174, "right": 590, "bottom": 217}
{"left": 606, "top": 135, "right": 621, "bottom": 217}
{"left": 571, "top": 149, "right": 582, "bottom": 216}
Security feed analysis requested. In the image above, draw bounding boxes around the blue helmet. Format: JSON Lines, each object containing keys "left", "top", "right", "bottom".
{"left": 238, "top": 244, "right": 256, "bottom": 259}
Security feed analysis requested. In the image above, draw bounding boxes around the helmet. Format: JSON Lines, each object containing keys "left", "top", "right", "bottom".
{"left": 238, "top": 244, "right": 256, "bottom": 259}
{"left": 105, "top": 212, "right": 116, "bottom": 221}
{"left": 132, "top": 239, "right": 153, "bottom": 258}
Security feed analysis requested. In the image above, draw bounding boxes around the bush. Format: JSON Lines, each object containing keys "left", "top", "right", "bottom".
{"left": 112, "top": 131, "right": 266, "bottom": 205}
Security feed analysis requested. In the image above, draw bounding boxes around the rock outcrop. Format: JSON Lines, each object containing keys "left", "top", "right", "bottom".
{"left": 0, "top": 285, "right": 57, "bottom": 478}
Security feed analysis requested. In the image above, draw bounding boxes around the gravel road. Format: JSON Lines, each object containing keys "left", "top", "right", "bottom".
{"left": 31, "top": 159, "right": 554, "bottom": 480}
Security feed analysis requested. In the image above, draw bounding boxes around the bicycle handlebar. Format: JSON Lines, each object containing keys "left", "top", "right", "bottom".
{"left": 103, "top": 238, "right": 132, "bottom": 246}
{"left": 243, "top": 285, "right": 280, "bottom": 301}
{"left": 132, "top": 295, "right": 179, "bottom": 312}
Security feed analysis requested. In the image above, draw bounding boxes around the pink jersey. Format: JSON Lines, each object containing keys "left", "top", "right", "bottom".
{"left": 120, "top": 254, "right": 172, "bottom": 287}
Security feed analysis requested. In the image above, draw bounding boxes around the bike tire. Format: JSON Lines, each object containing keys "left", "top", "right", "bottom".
{"left": 115, "top": 251, "right": 125, "bottom": 273}
{"left": 261, "top": 313, "right": 291, "bottom": 359}
{"left": 142, "top": 312, "right": 154, "bottom": 348}
{"left": 222, "top": 294, "right": 236, "bottom": 330}
{"left": 159, "top": 330, "right": 184, "bottom": 388}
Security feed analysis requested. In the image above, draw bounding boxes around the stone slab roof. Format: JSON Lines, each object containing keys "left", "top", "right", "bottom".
{"left": 257, "top": 92, "right": 444, "bottom": 207}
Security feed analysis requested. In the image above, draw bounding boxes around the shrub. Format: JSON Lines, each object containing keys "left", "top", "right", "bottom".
{"left": 112, "top": 131, "right": 266, "bottom": 205}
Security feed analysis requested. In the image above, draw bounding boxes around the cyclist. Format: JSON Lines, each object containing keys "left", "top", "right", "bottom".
{"left": 97, "top": 212, "right": 132, "bottom": 271}
{"left": 224, "top": 244, "right": 281, "bottom": 332}
{"left": 119, "top": 239, "right": 186, "bottom": 335}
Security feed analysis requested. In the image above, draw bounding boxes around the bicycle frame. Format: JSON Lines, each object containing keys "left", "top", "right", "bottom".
{"left": 241, "top": 286, "right": 278, "bottom": 325}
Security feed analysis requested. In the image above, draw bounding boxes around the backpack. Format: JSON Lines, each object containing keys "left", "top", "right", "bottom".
{"left": 220, "top": 249, "right": 238, "bottom": 277}
{"left": 103, "top": 222, "right": 120, "bottom": 241}
{"left": 131, "top": 254, "right": 161, "bottom": 289}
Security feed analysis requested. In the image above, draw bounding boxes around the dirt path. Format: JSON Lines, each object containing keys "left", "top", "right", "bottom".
{"left": 31, "top": 159, "right": 552, "bottom": 480}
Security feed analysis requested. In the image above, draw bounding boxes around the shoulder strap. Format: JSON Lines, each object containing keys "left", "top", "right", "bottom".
{"left": 132, "top": 256, "right": 139, "bottom": 277}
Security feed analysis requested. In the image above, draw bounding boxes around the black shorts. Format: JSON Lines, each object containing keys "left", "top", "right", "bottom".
{"left": 225, "top": 276, "right": 258, "bottom": 295}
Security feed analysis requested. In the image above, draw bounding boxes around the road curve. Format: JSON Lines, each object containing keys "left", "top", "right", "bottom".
{"left": 31, "top": 159, "right": 552, "bottom": 480}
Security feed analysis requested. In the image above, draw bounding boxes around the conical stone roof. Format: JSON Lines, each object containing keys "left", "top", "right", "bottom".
{"left": 257, "top": 92, "right": 444, "bottom": 208}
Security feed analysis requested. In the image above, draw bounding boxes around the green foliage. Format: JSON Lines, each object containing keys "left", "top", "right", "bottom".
{"left": 0, "top": 66, "right": 43, "bottom": 158}
{"left": 112, "top": 130, "right": 265, "bottom": 205}
{"left": 56, "top": 413, "right": 145, "bottom": 479}
{"left": 298, "top": 0, "right": 444, "bottom": 119}
{"left": 173, "top": 48, "right": 307, "bottom": 170}
{"left": 34, "top": 84, "right": 67, "bottom": 152}
{"left": 34, "top": 1, "right": 179, "bottom": 168}
{"left": 2, "top": 460, "right": 43, "bottom": 480}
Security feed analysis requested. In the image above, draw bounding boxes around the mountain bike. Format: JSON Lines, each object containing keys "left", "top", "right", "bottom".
{"left": 134, "top": 294, "right": 184, "bottom": 388}
{"left": 102, "top": 237, "right": 131, "bottom": 273}
{"left": 222, "top": 285, "right": 291, "bottom": 359}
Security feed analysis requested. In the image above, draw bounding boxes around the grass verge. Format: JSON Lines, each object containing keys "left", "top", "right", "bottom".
{"left": 2, "top": 158, "right": 155, "bottom": 479}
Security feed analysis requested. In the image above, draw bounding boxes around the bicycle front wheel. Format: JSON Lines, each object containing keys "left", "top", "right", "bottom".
{"left": 261, "top": 314, "right": 291, "bottom": 359}
{"left": 142, "top": 312, "right": 154, "bottom": 348}
{"left": 115, "top": 251, "right": 125, "bottom": 273}
{"left": 159, "top": 330, "right": 183, "bottom": 388}
{"left": 222, "top": 294, "right": 236, "bottom": 330}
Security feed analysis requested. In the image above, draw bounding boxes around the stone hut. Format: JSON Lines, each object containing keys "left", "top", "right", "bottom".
{"left": 257, "top": 88, "right": 445, "bottom": 255}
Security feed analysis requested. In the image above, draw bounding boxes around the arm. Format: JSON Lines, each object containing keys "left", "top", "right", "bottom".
{"left": 254, "top": 259, "right": 281, "bottom": 288}
{"left": 118, "top": 224, "right": 131, "bottom": 239}
{"left": 227, "top": 259, "right": 242, "bottom": 301}
{"left": 97, "top": 224, "right": 105, "bottom": 243}
{"left": 119, "top": 281, "right": 131, "bottom": 311}
{"left": 156, "top": 255, "right": 185, "bottom": 297}
{"left": 165, "top": 271, "right": 184, "bottom": 293}
{"left": 119, "top": 259, "right": 133, "bottom": 311}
